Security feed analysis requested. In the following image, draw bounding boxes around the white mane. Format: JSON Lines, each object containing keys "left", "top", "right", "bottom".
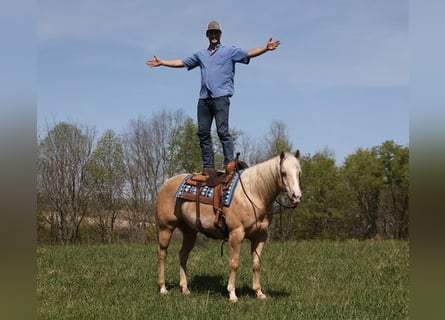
{"left": 239, "top": 155, "right": 283, "bottom": 206}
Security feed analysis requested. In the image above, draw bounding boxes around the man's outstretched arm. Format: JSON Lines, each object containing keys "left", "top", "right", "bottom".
{"left": 248, "top": 38, "right": 281, "bottom": 58}
{"left": 146, "top": 55, "right": 184, "bottom": 68}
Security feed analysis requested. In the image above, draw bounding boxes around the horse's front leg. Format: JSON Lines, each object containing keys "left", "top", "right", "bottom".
{"left": 251, "top": 236, "right": 267, "bottom": 300}
{"left": 227, "top": 227, "right": 245, "bottom": 303}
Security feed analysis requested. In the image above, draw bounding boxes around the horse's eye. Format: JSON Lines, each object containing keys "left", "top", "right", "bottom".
{"left": 281, "top": 171, "right": 287, "bottom": 177}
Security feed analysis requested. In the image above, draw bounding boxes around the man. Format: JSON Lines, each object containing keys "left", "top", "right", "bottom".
{"left": 146, "top": 20, "right": 280, "bottom": 178}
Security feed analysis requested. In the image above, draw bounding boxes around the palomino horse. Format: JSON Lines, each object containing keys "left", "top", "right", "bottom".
{"left": 155, "top": 151, "right": 302, "bottom": 302}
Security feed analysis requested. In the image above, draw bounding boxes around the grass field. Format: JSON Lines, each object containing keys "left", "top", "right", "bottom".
{"left": 37, "top": 239, "right": 408, "bottom": 319}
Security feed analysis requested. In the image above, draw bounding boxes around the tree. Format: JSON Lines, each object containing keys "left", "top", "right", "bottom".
{"left": 87, "top": 130, "right": 126, "bottom": 243}
{"left": 234, "top": 131, "right": 262, "bottom": 166}
{"left": 262, "top": 120, "right": 294, "bottom": 240}
{"left": 342, "top": 148, "right": 383, "bottom": 239}
{"left": 122, "top": 110, "right": 186, "bottom": 241}
{"left": 37, "top": 122, "right": 95, "bottom": 244}
{"left": 263, "top": 120, "right": 293, "bottom": 160}
{"left": 374, "top": 140, "right": 409, "bottom": 238}
{"left": 295, "top": 148, "right": 350, "bottom": 239}
{"left": 168, "top": 117, "right": 202, "bottom": 174}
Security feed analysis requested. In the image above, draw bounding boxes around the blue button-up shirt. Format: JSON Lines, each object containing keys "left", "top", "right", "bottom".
{"left": 182, "top": 44, "right": 250, "bottom": 99}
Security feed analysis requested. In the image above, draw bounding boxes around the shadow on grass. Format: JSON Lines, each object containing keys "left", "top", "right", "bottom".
{"left": 189, "top": 274, "right": 227, "bottom": 297}
{"left": 188, "top": 274, "right": 290, "bottom": 299}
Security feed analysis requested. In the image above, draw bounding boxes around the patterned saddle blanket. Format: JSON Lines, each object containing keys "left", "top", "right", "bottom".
{"left": 175, "top": 172, "right": 241, "bottom": 207}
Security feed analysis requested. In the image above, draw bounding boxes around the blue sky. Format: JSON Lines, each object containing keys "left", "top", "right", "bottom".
{"left": 37, "top": 0, "right": 408, "bottom": 164}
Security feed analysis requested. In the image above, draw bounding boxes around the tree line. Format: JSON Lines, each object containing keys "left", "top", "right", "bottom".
{"left": 37, "top": 109, "right": 408, "bottom": 244}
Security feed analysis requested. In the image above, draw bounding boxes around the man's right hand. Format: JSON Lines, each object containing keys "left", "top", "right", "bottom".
{"left": 146, "top": 55, "right": 162, "bottom": 67}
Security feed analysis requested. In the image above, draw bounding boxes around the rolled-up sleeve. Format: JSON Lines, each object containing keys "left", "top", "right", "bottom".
{"left": 183, "top": 52, "right": 200, "bottom": 70}
{"left": 231, "top": 47, "right": 250, "bottom": 64}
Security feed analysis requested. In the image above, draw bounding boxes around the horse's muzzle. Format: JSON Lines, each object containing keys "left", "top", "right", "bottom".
{"left": 290, "top": 192, "right": 301, "bottom": 204}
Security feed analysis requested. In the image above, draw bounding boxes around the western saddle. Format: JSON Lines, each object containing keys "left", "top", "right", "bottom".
{"left": 181, "top": 154, "right": 248, "bottom": 239}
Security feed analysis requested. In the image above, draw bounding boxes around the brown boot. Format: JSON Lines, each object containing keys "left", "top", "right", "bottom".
{"left": 202, "top": 167, "right": 218, "bottom": 183}
{"left": 202, "top": 167, "right": 217, "bottom": 177}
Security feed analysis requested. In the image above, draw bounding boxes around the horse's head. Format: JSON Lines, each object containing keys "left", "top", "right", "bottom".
{"left": 279, "top": 150, "right": 302, "bottom": 204}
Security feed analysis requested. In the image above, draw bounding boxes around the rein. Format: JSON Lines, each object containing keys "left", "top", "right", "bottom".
{"left": 269, "top": 198, "right": 298, "bottom": 215}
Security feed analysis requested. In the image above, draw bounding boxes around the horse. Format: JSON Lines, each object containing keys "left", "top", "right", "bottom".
{"left": 155, "top": 150, "right": 302, "bottom": 302}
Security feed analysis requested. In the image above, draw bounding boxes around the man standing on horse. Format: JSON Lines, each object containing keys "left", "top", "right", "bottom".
{"left": 146, "top": 20, "right": 280, "bottom": 178}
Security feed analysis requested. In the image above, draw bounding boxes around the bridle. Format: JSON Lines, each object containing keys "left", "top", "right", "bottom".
{"left": 272, "top": 154, "right": 300, "bottom": 212}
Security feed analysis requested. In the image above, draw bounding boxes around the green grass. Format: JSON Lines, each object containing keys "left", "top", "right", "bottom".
{"left": 37, "top": 239, "right": 408, "bottom": 319}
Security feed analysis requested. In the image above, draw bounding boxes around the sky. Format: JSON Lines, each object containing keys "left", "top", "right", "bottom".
{"left": 37, "top": 0, "right": 409, "bottom": 164}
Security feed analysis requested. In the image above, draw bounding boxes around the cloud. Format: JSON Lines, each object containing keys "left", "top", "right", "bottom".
{"left": 240, "top": 0, "right": 408, "bottom": 87}
{"left": 38, "top": 0, "right": 408, "bottom": 87}
{"left": 38, "top": 0, "right": 216, "bottom": 51}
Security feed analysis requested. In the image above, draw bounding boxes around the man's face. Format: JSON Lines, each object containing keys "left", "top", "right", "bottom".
{"left": 206, "top": 30, "right": 221, "bottom": 45}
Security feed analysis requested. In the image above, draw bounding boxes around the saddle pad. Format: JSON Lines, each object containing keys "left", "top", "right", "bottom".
{"left": 175, "top": 172, "right": 241, "bottom": 207}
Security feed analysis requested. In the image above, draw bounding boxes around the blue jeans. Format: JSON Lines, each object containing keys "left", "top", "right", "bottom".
{"left": 197, "top": 96, "right": 233, "bottom": 168}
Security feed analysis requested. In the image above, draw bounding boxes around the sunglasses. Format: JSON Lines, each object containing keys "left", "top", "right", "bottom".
{"left": 206, "top": 30, "right": 221, "bottom": 37}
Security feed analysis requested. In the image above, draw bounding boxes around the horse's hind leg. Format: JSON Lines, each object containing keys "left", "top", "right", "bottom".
{"left": 179, "top": 226, "right": 197, "bottom": 295}
{"left": 158, "top": 226, "right": 173, "bottom": 295}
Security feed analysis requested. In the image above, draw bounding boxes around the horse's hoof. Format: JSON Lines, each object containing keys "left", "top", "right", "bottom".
{"left": 256, "top": 292, "right": 267, "bottom": 300}
{"left": 181, "top": 288, "right": 191, "bottom": 295}
{"left": 229, "top": 296, "right": 238, "bottom": 303}
{"left": 160, "top": 287, "right": 168, "bottom": 295}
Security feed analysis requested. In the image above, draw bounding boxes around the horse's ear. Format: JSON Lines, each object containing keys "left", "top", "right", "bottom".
{"left": 280, "top": 151, "right": 285, "bottom": 160}
{"left": 295, "top": 149, "right": 300, "bottom": 159}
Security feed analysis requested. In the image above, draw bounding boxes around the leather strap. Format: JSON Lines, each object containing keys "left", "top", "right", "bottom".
{"left": 195, "top": 183, "right": 203, "bottom": 231}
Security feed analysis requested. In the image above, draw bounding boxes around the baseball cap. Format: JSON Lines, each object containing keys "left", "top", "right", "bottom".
{"left": 207, "top": 20, "right": 221, "bottom": 32}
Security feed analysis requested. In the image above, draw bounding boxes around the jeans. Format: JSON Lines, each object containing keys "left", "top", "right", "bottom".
{"left": 197, "top": 96, "right": 233, "bottom": 168}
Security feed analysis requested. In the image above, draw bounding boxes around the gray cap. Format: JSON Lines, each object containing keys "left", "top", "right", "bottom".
{"left": 207, "top": 20, "right": 221, "bottom": 32}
